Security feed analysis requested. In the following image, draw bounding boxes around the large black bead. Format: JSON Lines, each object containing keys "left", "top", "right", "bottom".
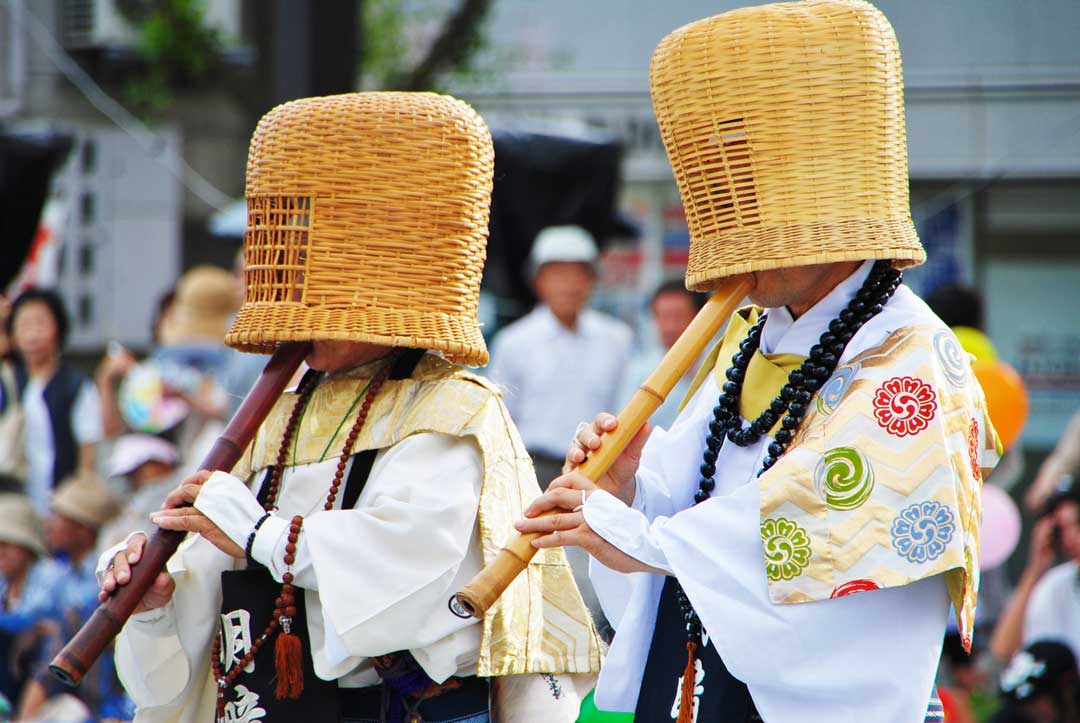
{"left": 780, "top": 386, "right": 796, "bottom": 401}
{"left": 709, "top": 420, "right": 725, "bottom": 437}
{"left": 836, "top": 329, "right": 854, "bottom": 342}
{"left": 850, "top": 300, "right": 866, "bottom": 313}
{"left": 820, "top": 333, "right": 837, "bottom": 347}
{"left": 770, "top": 398, "right": 788, "bottom": 415}
{"left": 723, "top": 381, "right": 740, "bottom": 396}
{"left": 781, "top": 415, "right": 800, "bottom": 429}
{"left": 794, "top": 389, "right": 812, "bottom": 404}
{"left": 803, "top": 377, "right": 822, "bottom": 392}
{"left": 788, "top": 371, "right": 805, "bottom": 386}
{"left": 760, "top": 456, "right": 776, "bottom": 470}
{"left": 814, "top": 365, "right": 831, "bottom": 379}
{"left": 702, "top": 447, "right": 718, "bottom": 464}
{"left": 809, "top": 344, "right": 825, "bottom": 358}
{"left": 700, "top": 462, "right": 716, "bottom": 478}
{"left": 731, "top": 352, "right": 747, "bottom": 368}
{"left": 694, "top": 490, "right": 710, "bottom": 504}
{"left": 819, "top": 352, "right": 837, "bottom": 368}
{"left": 699, "top": 478, "right": 716, "bottom": 492}
{"left": 775, "top": 429, "right": 793, "bottom": 444}
{"left": 840, "top": 309, "right": 856, "bottom": 324}
{"left": 829, "top": 318, "right": 847, "bottom": 334}
{"left": 726, "top": 367, "right": 745, "bottom": 383}
{"left": 768, "top": 441, "right": 785, "bottom": 457}
{"left": 706, "top": 433, "right": 723, "bottom": 450}
{"left": 788, "top": 402, "right": 806, "bottom": 417}
{"left": 759, "top": 410, "right": 778, "bottom": 429}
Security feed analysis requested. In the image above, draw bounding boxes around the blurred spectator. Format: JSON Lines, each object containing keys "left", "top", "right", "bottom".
{"left": 616, "top": 280, "right": 706, "bottom": 431}
{"left": 0, "top": 495, "right": 64, "bottom": 706}
{"left": 991, "top": 479, "right": 1080, "bottom": 664}
{"left": 487, "top": 225, "right": 633, "bottom": 486}
{"left": 16, "top": 476, "right": 126, "bottom": 722}
{"left": 1026, "top": 410, "right": 1080, "bottom": 512}
{"left": 926, "top": 284, "right": 986, "bottom": 331}
{"left": 486, "top": 225, "right": 632, "bottom": 644}
{"left": 939, "top": 631, "right": 999, "bottom": 723}
{"left": 990, "top": 641, "right": 1079, "bottom": 723}
{"left": 0, "top": 296, "right": 25, "bottom": 486}
{"left": 96, "top": 435, "right": 179, "bottom": 552}
{"left": 6, "top": 289, "right": 102, "bottom": 515}
{"left": 220, "top": 248, "right": 265, "bottom": 417}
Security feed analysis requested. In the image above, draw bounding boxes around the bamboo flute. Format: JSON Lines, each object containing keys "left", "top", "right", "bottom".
{"left": 49, "top": 341, "right": 312, "bottom": 687}
{"left": 453, "top": 275, "right": 753, "bottom": 618}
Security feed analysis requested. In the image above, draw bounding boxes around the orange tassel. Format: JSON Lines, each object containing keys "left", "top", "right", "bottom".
{"left": 677, "top": 640, "right": 698, "bottom": 723}
{"left": 274, "top": 627, "right": 304, "bottom": 700}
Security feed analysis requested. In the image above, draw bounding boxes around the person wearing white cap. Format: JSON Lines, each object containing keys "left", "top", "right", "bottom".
{"left": 96, "top": 434, "right": 180, "bottom": 555}
{"left": 487, "top": 225, "right": 633, "bottom": 489}
{"left": 0, "top": 494, "right": 66, "bottom": 706}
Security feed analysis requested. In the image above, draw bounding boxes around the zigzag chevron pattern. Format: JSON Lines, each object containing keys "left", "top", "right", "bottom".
{"left": 758, "top": 324, "right": 993, "bottom": 646}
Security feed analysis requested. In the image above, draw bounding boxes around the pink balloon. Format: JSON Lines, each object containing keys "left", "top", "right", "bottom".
{"left": 980, "top": 484, "right": 1021, "bottom": 570}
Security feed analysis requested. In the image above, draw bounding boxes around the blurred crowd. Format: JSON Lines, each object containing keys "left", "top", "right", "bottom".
{"left": 0, "top": 227, "right": 1078, "bottom": 722}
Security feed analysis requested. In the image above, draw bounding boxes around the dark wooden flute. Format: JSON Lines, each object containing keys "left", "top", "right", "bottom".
{"left": 49, "top": 341, "right": 312, "bottom": 687}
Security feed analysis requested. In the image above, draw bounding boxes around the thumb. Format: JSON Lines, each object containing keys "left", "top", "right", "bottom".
{"left": 625, "top": 422, "right": 652, "bottom": 462}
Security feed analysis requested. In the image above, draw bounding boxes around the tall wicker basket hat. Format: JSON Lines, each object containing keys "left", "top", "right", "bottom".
{"left": 650, "top": 0, "right": 926, "bottom": 291}
{"left": 225, "top": 92, "right": 493, "bottom": 366}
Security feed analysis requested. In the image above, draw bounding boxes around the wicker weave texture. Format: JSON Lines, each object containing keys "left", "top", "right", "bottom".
{"left": 226, "top": 92, "right": 494, "bottom": 366}
{"left": 650, "top": 0, "right": 925, "bottom": 291}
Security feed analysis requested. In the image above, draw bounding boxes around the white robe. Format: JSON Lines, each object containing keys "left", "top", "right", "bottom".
{"left": 585, "top": 262, "right": 950, "bottom": 723}
{"left": 101, "top": 432, "right": 486, "bottom": 723}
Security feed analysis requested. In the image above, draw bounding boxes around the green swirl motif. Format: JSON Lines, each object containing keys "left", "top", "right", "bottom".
{"left": 814, "top": 447, "right": 875, "bottom": 510}
{"left": 761, "top": 517, "right": 813, "bottom": 582}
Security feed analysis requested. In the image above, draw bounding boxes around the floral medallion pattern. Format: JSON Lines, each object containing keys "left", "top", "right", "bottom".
{"left": 761, "top": 517, "right": 813, "bottom": 582}
{"left": 829, "top": 578, "right": 882, "bottom": 599}
{"left": 890, "top": 500, "right": 956, "bottom": 564}
{"left": 968, "top": 418, "right": 982, "bottom": 482}
{"left": 872, "top": 376, "right": 937, "bottom": 437}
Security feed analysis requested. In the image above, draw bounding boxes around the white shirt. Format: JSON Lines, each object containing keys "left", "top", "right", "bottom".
{"left": 585, "top": 262, "right": 950, "bottom": 723}
{"left": 1024, "top": 560, "right": 1080, "bottom": 659}
{"left": 23, "top": 375, "right": 102, "bottom": 514}
{"left": 486, "top": 305, "right": 633, "bottom": 458}
{"left": 103, "top": 432, "right": 485, "bottom": 723}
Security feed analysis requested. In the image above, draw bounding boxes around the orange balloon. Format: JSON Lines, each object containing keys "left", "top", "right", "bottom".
{"left": 972, "top": 360, "right": 1029, "bottom": 451}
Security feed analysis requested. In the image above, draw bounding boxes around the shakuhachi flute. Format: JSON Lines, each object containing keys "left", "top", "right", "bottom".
{"left": 453, "top": 275, "right": 753, "bottom": 618}
{"left": 49, "top": 341, "right": 313, "bottom": 687}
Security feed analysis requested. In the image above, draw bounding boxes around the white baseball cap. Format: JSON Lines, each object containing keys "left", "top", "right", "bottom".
{"left": 529, "top": 225, "right": 598, "bottom": 277}
{"left": 107, "top": 434, "right": 179, "bottom": 478}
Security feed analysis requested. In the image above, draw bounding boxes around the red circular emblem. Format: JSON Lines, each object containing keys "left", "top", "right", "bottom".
{"left": 872, "top": 376, "right": 938, "bottom": 437}
{"left": 968, "top": 419, "right": 981, "bottom": 482}
{"left": 830, "top": 579, "right": 882, "bottom": 598}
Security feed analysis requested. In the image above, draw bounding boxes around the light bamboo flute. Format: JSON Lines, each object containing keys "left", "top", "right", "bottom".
{"left": 49, "top": 341, "right": 313, "bottom": 687}
{"left": 453, "top": 275, "right": 753, "bottom": 618}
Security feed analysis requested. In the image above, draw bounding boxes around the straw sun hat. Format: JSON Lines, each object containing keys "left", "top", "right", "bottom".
{"left": 226, "top": 92, "right": 494, "bottom": 366}
{"left": 159, "top": 265, "right": 239, "bottom": 345}
{"left": 50, "top": 475, "right": 122, "bottom": 529}
{"left": 0, "top": 494, "right": 47, "bottom": 557}
{"left": 651, "top": 0, "right": 926, "bottom": 291}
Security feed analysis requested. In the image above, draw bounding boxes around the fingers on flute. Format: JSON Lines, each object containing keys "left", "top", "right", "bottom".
{"left": 151, "top": 507, "right": 206, "bottom": 533}
{"left": 595, "top": 412, "right": 618, "bottom": 434}
{"left": 521, "top": 488, "right": 579, "bottom": 519}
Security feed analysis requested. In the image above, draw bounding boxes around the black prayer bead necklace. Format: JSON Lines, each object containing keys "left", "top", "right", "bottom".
{"left": 677, "top": 260, "right": 903, "bottom": 642}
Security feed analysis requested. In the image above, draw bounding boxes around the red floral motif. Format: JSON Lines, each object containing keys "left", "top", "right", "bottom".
{"left": 968, "top": 419, "right": 982, "bottom": 481}
{"left": 830, "top": 579, "right": 881, "bottom": 598}
{"left": 872, "top": 376, "right": 938, "bottom": 437}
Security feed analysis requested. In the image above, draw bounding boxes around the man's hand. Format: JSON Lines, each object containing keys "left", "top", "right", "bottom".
{"left": 563, "top": 412, "right": 649, "bottom": 506}
{"left": 98, "top": 533, "right": 176, "bottom": 613}
{"left": 150, "top": 470, "right": 245, "bottom": 559}
{"left": 1025, "top": 516, "right": 1057, "bottom": 580}
{"left": 515, "top": 475, "right": 664, "bottom": 575}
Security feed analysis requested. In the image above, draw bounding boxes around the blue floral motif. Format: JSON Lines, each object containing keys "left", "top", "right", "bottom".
{"left": 891, "top": 501, "right": 956, "bottom": 564}
{"left": 816, "top": 363, "right": 861, "bottom": 415}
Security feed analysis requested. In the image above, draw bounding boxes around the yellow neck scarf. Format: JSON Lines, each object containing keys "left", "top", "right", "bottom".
{"left": 681, "top": 307, "right": 807, "bottom": 432}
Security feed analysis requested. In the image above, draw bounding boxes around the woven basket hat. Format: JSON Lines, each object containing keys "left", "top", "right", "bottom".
{"left": 650, "top": 0, "right": 926, "bottom": 291}
{"left": 225, "top": 92, "right": 494, "bottom": 366}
